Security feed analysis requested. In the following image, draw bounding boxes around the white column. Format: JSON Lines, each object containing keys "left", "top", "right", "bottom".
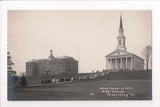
{"left": 131, "top": 57, "right": 133, "bottom": 71}
{"left": 120, "top": 58, "right": 122, "bottom": 69}
{"left": 110, "top": 59, "right": 112, "bottom": 70}
{"left": 111, "top": 59, "right": 113, "bottom": 69}
{"left": 108, "top": 59, "right": 111, "bottom": 70}
{"left": 126, "top": 57, "right": 128, "bottom": 70}
{"left": 112, "top": 59, "right": 113, "bottom": 70}
{"left": 115, "top": 58, "right": 117, "bottom": 69}
{"left": 106, "top": 59, "right": 108, "bottom": 70}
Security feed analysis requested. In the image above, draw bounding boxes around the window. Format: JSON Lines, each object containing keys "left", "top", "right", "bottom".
{"left": 119, "top": 40, "right": 121, "bottom": 45}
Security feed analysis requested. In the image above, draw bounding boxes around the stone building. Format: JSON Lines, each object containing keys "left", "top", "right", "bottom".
{"left": 26, "top": 50, "right": 78, "bottom": 77}
{"left": 105, "top": 16, "right": 144, "bottom": 71}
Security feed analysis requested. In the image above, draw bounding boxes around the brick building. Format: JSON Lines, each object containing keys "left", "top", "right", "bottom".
{"left": 26, "top": 50, "right": 78, "bottom": 77}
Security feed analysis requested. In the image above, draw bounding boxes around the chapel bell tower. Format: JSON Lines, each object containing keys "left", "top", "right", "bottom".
{"left": 116, "top": 15, "right": 127, "bottom": 51}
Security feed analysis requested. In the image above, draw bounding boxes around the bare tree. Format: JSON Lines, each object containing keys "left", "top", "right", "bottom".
{"left": 142, "top": 45, "right": 152, "bottom": 71}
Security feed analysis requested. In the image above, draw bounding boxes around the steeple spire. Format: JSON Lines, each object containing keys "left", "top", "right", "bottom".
{"left": 116, "top": 14, "right": 127, "bottom": 51}
{"left": 119, "top": 15, "right": 124, "bottom": 35}
{"left": 120, "top": 15, "right": 123, "bottom": 29}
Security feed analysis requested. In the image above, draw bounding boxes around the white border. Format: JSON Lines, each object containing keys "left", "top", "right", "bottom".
{"left": 0, "top": 1, "right": 160, "bottom": 107}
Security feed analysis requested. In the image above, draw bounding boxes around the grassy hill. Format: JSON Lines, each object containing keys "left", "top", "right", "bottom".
{"left": 102, "top": 71, "right": 152, "bottom": 80}
{"left": 9, "top": 77, "right": 152, "bottom": 100}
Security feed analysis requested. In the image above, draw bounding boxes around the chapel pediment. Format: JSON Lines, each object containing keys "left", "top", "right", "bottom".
{"left": 106, "top": 49, "right": 132, "bottom": 58}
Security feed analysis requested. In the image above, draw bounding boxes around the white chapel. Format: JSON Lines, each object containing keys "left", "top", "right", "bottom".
{"left": 105, "top": 16, "right": 144, "bottom": 71}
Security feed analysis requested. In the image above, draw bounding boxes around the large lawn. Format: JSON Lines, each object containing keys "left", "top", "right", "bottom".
{"left": 8, "top": 78, "right": 152, "bottom": 100}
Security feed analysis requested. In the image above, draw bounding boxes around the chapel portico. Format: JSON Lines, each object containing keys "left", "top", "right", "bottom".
{"left": 106, "top": 56, "right": 133, "bottom": 71}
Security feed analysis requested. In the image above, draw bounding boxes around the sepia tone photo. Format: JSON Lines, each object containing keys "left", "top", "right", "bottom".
{"left": 7, "top": 10, "right": 152, "bottom": 100}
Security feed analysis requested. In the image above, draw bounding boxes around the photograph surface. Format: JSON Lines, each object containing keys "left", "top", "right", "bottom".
{"left": 7, "top": 10, "right": 152, "bottom": 100}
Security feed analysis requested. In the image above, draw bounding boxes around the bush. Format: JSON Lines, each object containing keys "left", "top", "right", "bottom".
{"left": 20, "top": 75, "right": 27, "bottom": 86}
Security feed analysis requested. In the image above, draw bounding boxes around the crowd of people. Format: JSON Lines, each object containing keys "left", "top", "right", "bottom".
{"left": 40, "top": 70, "right": 110, "bottom": 85}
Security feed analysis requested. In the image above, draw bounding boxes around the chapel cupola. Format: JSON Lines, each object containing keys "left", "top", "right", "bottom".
{"left": 49, "top": 49, "right": 54, "bottom": 61}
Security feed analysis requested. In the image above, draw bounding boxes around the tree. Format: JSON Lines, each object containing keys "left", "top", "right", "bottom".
{"left": 142, "top": 45, "right": 152, "bottom": 71}
{"left": 7, "top": 52, "right": 14, "bottom": 71}
{"left": 20, "top": 73, "right": 27, "bottom": 86}
{"left": 7, "top": 52, "right": 17, "bottom": 87}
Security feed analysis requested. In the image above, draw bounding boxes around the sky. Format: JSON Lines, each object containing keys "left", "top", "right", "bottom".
{"left": 8, "top": 10, "right": 152, "bottom": 75}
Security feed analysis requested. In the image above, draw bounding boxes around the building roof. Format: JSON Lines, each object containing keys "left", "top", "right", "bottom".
{"left": 26, "top": 56, "right": 77, "bottom": 63}
{"left": 56, "top": 56, "right": 73, "bottom": 59}
{"left": 26, "top": 59, "right": 38, "bottom": 63}
{"left": 105, "top": 49, "right": 144, "bottom": 61}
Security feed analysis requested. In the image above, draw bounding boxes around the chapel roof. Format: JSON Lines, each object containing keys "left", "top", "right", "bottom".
{"left": 105, "top": 49, "right": 144, "bottom": 61}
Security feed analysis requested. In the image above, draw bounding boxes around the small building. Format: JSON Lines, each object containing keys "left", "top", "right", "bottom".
{"left": 105, "top": 16, "right": 144, "bottom": 71}
{"left": 26, "top": 50, "right": 78, "bottom": 77}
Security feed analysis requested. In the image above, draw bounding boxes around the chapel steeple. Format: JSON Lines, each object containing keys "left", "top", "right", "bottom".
{"left": 120, "top": 15, "right": 123, "bottom": 29}
{"left": 116, "top": 15, "right": 127, "bottom": 51}
{"left": 119, "top": 15, "right": 124, "bottom": 36}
